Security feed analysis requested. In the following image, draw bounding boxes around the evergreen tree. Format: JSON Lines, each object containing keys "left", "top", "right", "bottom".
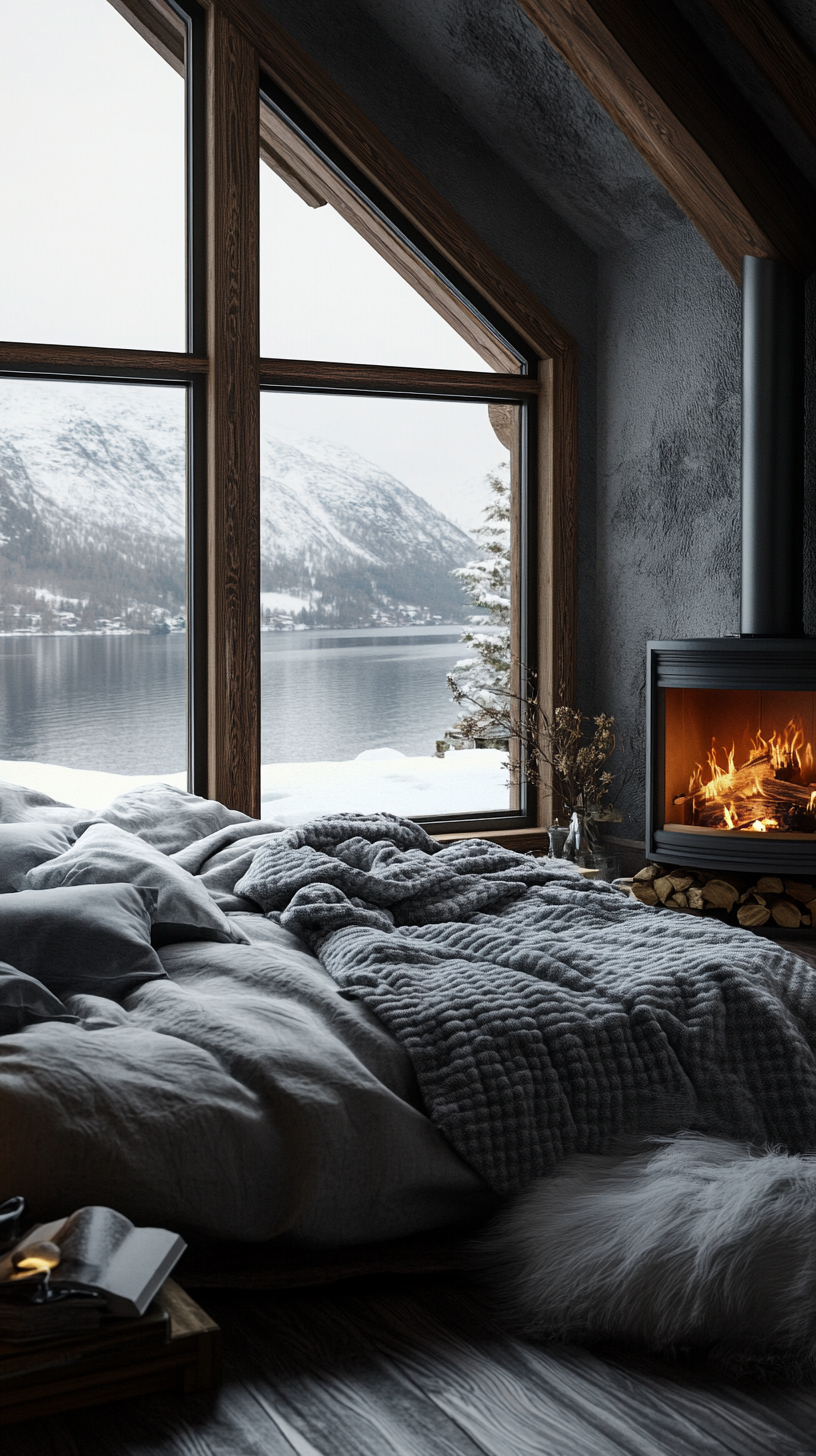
{"left": 446, "top": 464, "right": 511, "bottom": 741}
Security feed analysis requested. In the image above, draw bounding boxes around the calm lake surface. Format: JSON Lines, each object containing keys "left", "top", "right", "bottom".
{"left": 0, "top": 626, "right": 471, "bottom": 774}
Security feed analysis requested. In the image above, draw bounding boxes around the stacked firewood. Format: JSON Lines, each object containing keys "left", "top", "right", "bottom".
{"left": 628, "top": 864, "right": 816, "bottom": 930}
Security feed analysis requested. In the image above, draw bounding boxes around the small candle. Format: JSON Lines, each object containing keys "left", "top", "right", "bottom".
{"left": 11, "top": 1240, "right": 61, "bottom": 1274}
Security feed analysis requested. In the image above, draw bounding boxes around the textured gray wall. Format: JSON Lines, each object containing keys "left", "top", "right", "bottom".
{"left": 341, "top": 0, "right": 685, "bottom": 252}
{"left": 595, "top": 220, "right": 742, "bottom": 836}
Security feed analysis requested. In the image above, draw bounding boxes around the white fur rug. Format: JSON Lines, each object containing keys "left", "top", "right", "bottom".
{"left": 473, "top": 1135, "right": 816, "bottom": 1379}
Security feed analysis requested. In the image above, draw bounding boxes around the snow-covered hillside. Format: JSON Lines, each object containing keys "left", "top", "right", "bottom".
{"left": 0, "top": 380, "right": 477, "bottom": 630}
{"left": 259, "top": 434, "right": 476, "bottom": 623}
{"left": 0, "top": 381, "right": 186, "bottom": 630}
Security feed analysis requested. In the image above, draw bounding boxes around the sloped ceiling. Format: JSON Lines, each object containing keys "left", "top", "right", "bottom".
{"left": 349, "top": 0, "right": 684, "bottom": 254}
{"left": 352, "top": 0, "right": 816, "bottom": 262}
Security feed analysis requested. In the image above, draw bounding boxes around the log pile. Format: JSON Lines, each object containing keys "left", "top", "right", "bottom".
{"left": 627, "top": 864, "right": 816, "bottom": 931}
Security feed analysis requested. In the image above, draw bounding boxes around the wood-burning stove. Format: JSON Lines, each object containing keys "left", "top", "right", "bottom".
{"left": 646, "top": 638, "right": 816, "bottom": 874}
{"left": 644, "top": 257, "right": 813, "bottom": 878}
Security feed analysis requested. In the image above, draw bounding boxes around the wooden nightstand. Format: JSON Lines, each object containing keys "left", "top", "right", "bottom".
{"left": 0, "top": 1279, "right": 220, "bottom": 1424}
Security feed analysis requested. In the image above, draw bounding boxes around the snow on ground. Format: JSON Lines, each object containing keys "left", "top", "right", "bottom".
{"left": 261, "top": 748, "right": 508, "bottom": 823}
{"left": 0, "top": 761, "right": 188, "bottom": 810}
{"left": 0, "top": 750, "right": 508, "bottom": 821}
{"left": 259, "top": 590, "right": 315, "bottom": 617}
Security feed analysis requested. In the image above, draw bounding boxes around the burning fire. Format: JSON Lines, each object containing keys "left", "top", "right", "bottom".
{"left": 684, "top": 718, "right": 816, "bottom": 833}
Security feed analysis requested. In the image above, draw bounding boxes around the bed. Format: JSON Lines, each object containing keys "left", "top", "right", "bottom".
{"left": 0, "top": 780, "right": 493, "bottom": 1246}
{"left": 2, "top": 778, "right": 816, "bottom": 1372}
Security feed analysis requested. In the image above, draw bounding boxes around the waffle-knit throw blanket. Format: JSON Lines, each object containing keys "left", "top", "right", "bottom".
{"left": 235, "top": 814, "right": 816, "bottom": 1194}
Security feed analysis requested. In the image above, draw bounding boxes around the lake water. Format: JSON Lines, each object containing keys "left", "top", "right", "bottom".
{"left": 0, "top": 626, "right": 473, "bottom": 775}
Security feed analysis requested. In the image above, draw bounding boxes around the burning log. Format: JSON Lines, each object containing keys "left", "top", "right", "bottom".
{"left": 679, "top": 720, "right": 816, "bottom": 834}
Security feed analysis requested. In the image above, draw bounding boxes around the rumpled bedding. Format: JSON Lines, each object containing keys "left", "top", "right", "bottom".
{"left": 239, "top": 814, "right": 816, "bottom": 1196}
{"left": 3, "top": 783, "right": 816, "bottom": 1244}
{"left": 0, "top": 784, "right": 491, "bottom": 1243}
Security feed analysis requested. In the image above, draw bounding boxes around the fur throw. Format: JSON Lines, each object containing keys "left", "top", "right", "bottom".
{"left": 473, "top": 1135, "right": 816, "bottom": 1378}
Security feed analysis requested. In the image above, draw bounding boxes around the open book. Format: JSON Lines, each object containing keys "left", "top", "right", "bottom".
{"left": 0, "top": 1206, "right": 186, "bottom": 1338}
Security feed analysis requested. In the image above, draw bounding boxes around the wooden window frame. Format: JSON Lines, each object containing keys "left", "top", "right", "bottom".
{"left": 0, "top": 0, "right": 578, "bottom": 833}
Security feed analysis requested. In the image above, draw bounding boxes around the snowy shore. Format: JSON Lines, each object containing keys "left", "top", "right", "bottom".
{"left": 0, "top": 748, "right": 508, "bottom": 822}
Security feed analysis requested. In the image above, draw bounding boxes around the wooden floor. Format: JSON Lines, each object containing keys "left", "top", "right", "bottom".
{"left": 5, "top": 1275, "right": 816, "bottom": 1455}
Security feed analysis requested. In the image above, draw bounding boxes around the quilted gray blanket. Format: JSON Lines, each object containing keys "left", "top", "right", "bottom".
{"left": 236, "top": 814, "right": 816, "bottom": 1195}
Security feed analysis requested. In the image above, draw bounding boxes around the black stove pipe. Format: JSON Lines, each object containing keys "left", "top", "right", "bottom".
{"left": 740, "top": 255, "right": 804, "bottom": 637}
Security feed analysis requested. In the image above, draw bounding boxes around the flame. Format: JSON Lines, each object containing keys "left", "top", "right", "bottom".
{"left": 747, "top": 719, "right": 806, "bottom": 774}
{"left": 686, "top": 717, "right": 816, "bottom": 833}
{"left": 13, "top": 1255, "right": 54, "bottom": 1274}
{"left": 10, "top": 1240, "right": 61, "bottom": 1275}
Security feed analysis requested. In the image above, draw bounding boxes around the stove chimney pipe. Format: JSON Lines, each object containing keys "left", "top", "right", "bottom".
{"left": 740, "top": 255, "right": 804, "bottom": 637}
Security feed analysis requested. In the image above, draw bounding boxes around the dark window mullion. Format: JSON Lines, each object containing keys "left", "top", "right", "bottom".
{"left": 258, "top": 360, "right": 535, "bottom": 403}
{"left": 168, "top": 0, "right": 208, "bottom": 792}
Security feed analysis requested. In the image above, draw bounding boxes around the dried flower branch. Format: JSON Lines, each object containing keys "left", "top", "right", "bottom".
{"left": 447, "top": 666, "right": 632, "bottom": 815}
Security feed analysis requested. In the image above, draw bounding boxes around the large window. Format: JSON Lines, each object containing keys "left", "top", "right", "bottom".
{"left": 0, "top": 0, "right": 576, "bottom": 833}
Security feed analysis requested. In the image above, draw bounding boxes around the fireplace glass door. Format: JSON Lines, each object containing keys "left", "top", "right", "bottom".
{"left": 662, "top": 688, "right": 816, "bottom": 841}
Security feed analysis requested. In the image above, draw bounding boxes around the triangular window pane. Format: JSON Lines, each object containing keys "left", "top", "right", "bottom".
{"left": 259, "top": 112, "right": 513, "bottom": 371}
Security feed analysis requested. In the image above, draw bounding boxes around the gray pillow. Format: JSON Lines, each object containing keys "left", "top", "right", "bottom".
{"left": 0, "top": 778, "right": 89, "bottom": 827}
{"left": 0, "top": 960, "right": 77, "bottom": 1035}
{"left": 0, "top": 884, "right": 165, "bottom": 1000}
{"left": 26, "top": 822, "right": 248, "bottom": 948}
{"left": 0, "top": 821, "right": 77, "bottom": 892}
{"left": 95, "top": 783, "right": 252, "bottom": 856}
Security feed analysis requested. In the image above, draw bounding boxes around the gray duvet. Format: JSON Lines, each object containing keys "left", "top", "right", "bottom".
{"left": 0, "top": 786, "right": 491, "bottom": 1243}
{"left": 0, "top": 910, "right": 491, "bottom": 1243}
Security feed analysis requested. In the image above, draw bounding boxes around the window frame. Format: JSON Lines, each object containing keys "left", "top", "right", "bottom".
{"left": 0, "top": 0, "right": 578, "bottom": 837}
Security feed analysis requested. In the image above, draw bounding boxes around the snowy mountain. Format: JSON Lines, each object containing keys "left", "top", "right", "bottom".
{"left": 0, "top": 381, "right": 186, "bottom": 630}
{"left": 0, "top": 381, "right": 476, "bottom": 629}
{"left": 259, "top": 434, "right": 476, "bottom": 624}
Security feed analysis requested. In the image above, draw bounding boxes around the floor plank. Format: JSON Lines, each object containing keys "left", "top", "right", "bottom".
{"left": 222, "top": 1294, "right": 486, "bottom": 1456}
{"left": 332, "top": 1287, "right": 734, "bottom": 1456}
{"left": 4, "top": 1276, "right": 816, "bottom": 1456}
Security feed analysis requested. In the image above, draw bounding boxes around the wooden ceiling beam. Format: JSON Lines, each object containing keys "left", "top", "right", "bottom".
{"left": 514, "top": 0, "right": 816, "bottom": 282}
{"left": 704, "top": 0, "right": 816, "bottom": 153}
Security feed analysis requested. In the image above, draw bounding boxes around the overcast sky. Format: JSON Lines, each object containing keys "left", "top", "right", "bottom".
{"left": 0, "top": 0, "right": 508, "bottom": 529}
